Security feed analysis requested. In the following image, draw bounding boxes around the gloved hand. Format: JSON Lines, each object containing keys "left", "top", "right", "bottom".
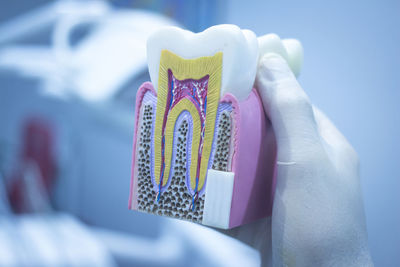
{"left": 219, "top": 54, "right": 373, "bottom": 267}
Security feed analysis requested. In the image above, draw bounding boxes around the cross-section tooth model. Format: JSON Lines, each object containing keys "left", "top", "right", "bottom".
{"left": 129, "top": 25, "right": 303, "bottom": 229}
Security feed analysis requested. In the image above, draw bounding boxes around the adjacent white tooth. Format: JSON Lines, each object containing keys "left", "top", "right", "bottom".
{"left": 147, "top": 24, "right": 259, "bottom": 101}
{"left": 281, "top": 38, "right": 303, "bottom": 77}
{"left": 258, "top": 33, "right": 303, "bottom": 77}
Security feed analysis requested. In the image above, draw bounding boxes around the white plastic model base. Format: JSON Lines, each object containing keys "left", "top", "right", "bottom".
{"left": 202, "top": 170, "right": 235, "bottom": 229}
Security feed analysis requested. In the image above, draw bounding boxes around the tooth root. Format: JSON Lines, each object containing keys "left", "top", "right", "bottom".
{"left": 153, "top": 50, "right": 222, "bottom": 194}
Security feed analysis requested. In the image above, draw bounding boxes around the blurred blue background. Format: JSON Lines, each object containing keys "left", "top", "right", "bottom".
{"left": 0, "top": 0, "right": 398, "bottom": 266}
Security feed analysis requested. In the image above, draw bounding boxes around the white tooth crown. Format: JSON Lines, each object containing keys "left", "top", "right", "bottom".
{"left": 257, "top": 33, "right": 303, "bottom": 77}
{"left": 147, "top": 24, "right": 259, "bottom": 101}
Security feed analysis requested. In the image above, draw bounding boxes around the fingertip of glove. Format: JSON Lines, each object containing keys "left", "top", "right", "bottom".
{"left": 260, "top": 53, "right": 286, "bottom": 64}
{"left": 257, "top": 53, "right": 294, "bottom": 82}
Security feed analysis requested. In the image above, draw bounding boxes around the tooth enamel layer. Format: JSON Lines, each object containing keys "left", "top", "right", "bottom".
{"left": 153, "top": 50, "right": 222, "bottom": 195}
{"left": 147, "top": 24, "right": 259, "bottom": 102}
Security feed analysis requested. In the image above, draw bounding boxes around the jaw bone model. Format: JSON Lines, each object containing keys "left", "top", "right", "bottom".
{"left": 129, "top": 25, "right": 303, "bottom": 229}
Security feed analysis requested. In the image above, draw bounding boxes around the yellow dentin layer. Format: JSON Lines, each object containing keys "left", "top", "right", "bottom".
{"left": 154, "top": 50, "right": 222, "bottom": 192}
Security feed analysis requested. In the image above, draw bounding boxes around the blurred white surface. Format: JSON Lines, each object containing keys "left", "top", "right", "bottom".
{"left": 0, "top": 0, "right": 179, "bottom": 102}
{"left": 0, "top": 214, "right": 115, "bottom": 267}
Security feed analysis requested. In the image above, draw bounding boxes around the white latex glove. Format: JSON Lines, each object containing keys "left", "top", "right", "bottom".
{"left": 219, "top": 54, "right": 373, "bottom": 267}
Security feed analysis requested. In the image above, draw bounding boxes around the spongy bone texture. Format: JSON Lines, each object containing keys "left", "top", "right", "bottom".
{"left": 212, "top": 111, "right": 232, "bottom": 171}
{"left": 136, "top": 104, "right": 155, "bottom": 212}
{"left": 136, "top": 108, "right": 204, "bottom": 222}
{"left": 136, "top": 102, "right": 233, "bottom": 224}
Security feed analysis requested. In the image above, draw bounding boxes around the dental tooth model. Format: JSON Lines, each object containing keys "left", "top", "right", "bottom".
{"left": 129, "top": 25, "right": 303, "bottom": 229}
